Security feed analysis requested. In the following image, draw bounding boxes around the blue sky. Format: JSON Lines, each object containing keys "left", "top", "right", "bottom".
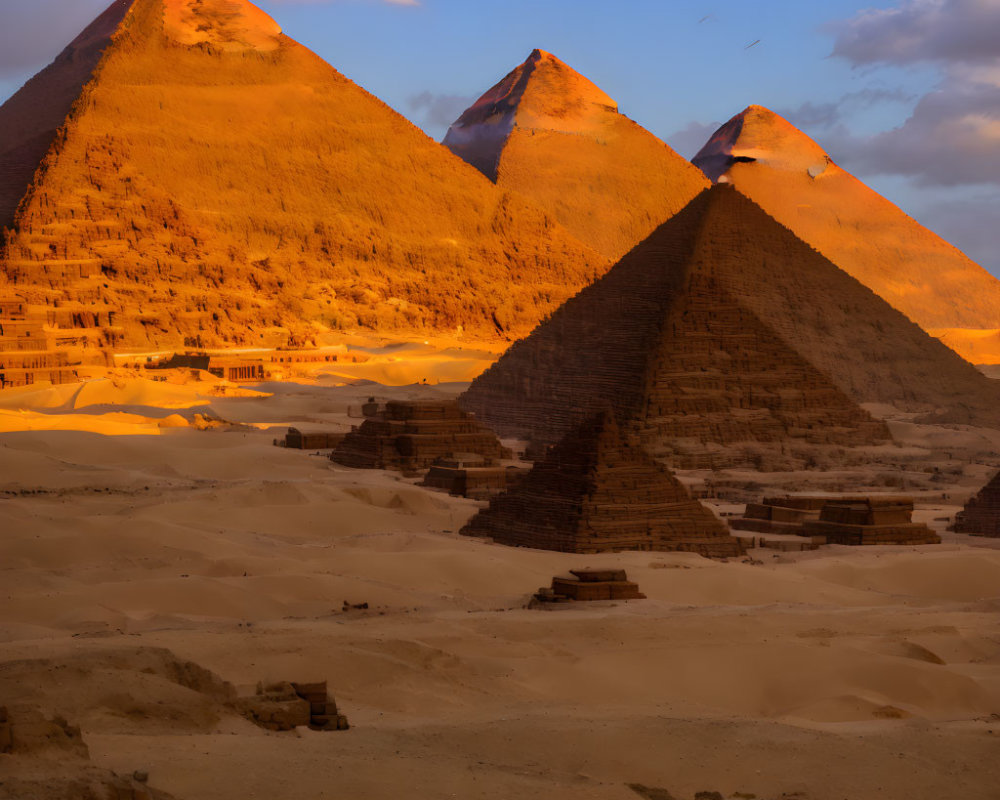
{"left": 1, "top": 0, "right": 997, "bottom": 276}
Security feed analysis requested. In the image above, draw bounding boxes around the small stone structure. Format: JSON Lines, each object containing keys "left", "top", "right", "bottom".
{"left": 284, "top": 427, "right": 346, "bottom": 450}
{"left": 729, "top": 496, "right": 829, "bottom": 534}
{"left": 462, "top": 411, "right": 746, "bottom": 557}
{"left": 331, "top": 399, "right": 511, "bottom": 472}
{"left": 802, "top": 496, "right": 940, "bottom": 545}
{"left": 533, "top": 568, "right": 645, "bottom": 604}
{"left": 420, "top": 453, "right": 526, "bottom": 499}
{"left": 951, "top": 470, "right": 1000, "bottom": 537}
{"left": 239, "top": 680, "right": 348, "bottom": 732}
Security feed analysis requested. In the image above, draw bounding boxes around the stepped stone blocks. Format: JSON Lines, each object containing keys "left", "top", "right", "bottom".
{"left": 802, "top": 497, "right": 940, "bottom": 546}
{"left": 331, "top": 400, "right": 511, "bottom": 472}
{"left": 420, "top": 454, "right": 526, "bottom": 499}
{"left": 284, "top": 427, "right": 346, "bottom": 450}
{"left": 951, "top": 471, "right": 1000, "bottom": 537}
{"left": 0, "top": 302, "right": 80, "bottom": 387}
{"left": 533, "top": 568, "right": 646, "bottom": 604}
{"left": 462, "top": 411, "right": 746, "bottom": 556}
{"left": 462, "top": 185, "right": 1000, "bottom": 467}
{"left": 444, "top": 49, "right": 709, "bottom": 262}
{"left": 729, "top": 496, "right": 828, "bottom": 534}
{"left": 0, "top": 0, "right": 606, "bottom": 363}
{"left": 239, "top": 680, "right": 348, "bottom": 732}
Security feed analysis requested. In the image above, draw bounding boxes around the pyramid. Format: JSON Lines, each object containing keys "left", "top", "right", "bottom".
{"left": 952, "top": 471, "right": 1000, "bottom": 538}
{"left": 692, "top": 105, "right": 1000, "bottom": 364}
{"left": 443, "top": 49, "right": 709, "bottom": 261}
{"left": 461, "top": 185, "right": 1000, "bottom": 468}
{"left": 461, "top": 411, "right": 745, "bottom": 556}
{"left": 0, "top": 1, "right": 605, "bottom": 356}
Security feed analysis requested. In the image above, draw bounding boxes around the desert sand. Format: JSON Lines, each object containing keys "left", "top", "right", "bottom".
{"left": 2, "top": 368, "right": 999, "bottom": 800}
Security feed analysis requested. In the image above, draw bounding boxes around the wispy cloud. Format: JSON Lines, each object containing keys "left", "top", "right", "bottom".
{"left": 407, "top": 91, "right": 475, "bottom": 129}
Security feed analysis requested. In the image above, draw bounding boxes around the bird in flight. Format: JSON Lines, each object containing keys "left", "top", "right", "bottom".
{"left": 744, "top": 39, "right": 761, "bottom": 49}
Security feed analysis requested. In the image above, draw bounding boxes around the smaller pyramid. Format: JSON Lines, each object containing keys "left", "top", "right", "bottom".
{"left": 461, "top": 411, "right": 745, "bottom": 557}
{"left": 443, "top": 49, "right": 709, "bottom": 261}
{"left": 952, "top": 471, "right": 1000, "bottom": 538}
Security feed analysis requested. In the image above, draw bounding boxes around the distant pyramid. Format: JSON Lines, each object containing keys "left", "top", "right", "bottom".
{"left": 444, "top": 49, "right": 709, "bottom": 261}
{"left": 462, "top": 410, "right": 745, "bottom": 556}
{"left": 693, "top": 105, "right": 1000, "bottom": 364}
{"left": 0, "top": 1, "right": 604, "bottom": 354}
{"left": 461, "top": 185, "right": 1000, "bottom": 468}
{"left": 952, "top": 471, "right": 1000, "bottom": 538}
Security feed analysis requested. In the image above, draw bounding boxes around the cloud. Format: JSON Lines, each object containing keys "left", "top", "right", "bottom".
{"left": 827, "top": 0, "right": 1000, "bottom": 188}
{"left": 407, "top": 91, "right": 475, "bottom": 129}
{"left": 780, "top": 88, "right": 916, "bottom": 130}
{"left": 829, "top": 0, "right": 1000, "bottom": 66}
{"left": 664, "top": 120, "right": 722, "bottom": 160}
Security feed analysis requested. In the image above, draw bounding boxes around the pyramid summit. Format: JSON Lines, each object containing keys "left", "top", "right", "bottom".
{"left": 0, "top": 0, "right": 605, "bottom": 356}
{"left": 693, "top": 105, "right": 1000, "bottom": 364}
{"left": 444, "top": 50, "right": 709, "bottom": 262}
{"left": 461, "top": 185, "right": 1000, "bottom": 469}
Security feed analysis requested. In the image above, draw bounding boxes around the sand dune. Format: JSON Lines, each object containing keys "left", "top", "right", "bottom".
{"left": 1, "top": 379, "right": 999, "bottom": 799}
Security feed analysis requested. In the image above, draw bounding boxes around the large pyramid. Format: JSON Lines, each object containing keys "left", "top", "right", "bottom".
{"left": 0, "top": 1, "right": 605, "bottom": 355}
{"left": 693, "top": 105, "right": 1000, "bottom": 364}
{"left": 462, "top": 411, "right": 745, "bottom": 556}
{"left": 461, "top": 185, "right": 1000, "bottom": 468}
{"left": 443, "top": 49, "right": 709, "bottom": 262}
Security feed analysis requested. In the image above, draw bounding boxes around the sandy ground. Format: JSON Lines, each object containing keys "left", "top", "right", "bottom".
{"left": 1, "top": 376, "right": 999, "bottom": 800}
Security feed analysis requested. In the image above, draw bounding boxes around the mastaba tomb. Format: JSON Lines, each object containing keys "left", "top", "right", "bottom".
{"left": 461, "top": 185, "right": 1000, "bottom": 469}
{"left": 420, "top": 453, "right": 526, "bottom": 499}
{"left": 802, "top": 496, "right": 940, "bottom": 546}
{"left": 331, "top": 399, "right": 511, "bottom": 473}
{"left": 729, "top": 496, "right": 830, "bottom": 534}
{"left": 461, "top": 411, "right": 746, "bottom": 557}
{"left": 951, "top": 471, "right": 1000, "bottom": 537}
{"left": 533, "top": 568, "right": 646, "bottom": 604}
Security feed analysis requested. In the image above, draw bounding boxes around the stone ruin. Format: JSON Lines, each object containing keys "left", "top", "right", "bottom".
{"left": 284, "top": 427, "right": 346, "bottom": 450}
{"left": 331, "top": 399, "right": 511, "bottom": 473}
{"left": 420, "top": 453, "right": 528, "bottom": 499}
{"left": 730, "top": 495, "right": 941, "bottom": 546}
{"left": 0, "top": 302, "right": 80, "bottom": 388}
{"left": 238, "top": 680, "right": 348, "bottom": 732}
{"left": 729, "top": 496, "right": 830, "bottom": 535}
{"left": 802, "top": 496, "right": 940, "bottom": 546}
{"left": 533, "top": 568, "right": 646, "bottom": 605}
{"left": 0, "top": 704, "right": 176, "bottom": 800}
{"left": 461, "top": 411, "right": 746, "bottom": 557}
{"left": 951, "top": 470, "right": 1000, "bottom": 537}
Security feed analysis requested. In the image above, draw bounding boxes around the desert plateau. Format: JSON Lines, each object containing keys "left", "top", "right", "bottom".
{"left": 1, "top": 1, "right": 999, "bottom": 799}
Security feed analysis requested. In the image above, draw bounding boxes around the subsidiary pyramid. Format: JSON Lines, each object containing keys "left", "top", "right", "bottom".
{"left": 693, "top": 105, "right": 1000, "bottom": 363}
{"left": 443, "top": 49, "right": 709, "bottom": 261}
{"left": 0, "top": 1, "right": 604, "bottom": 355}
{"left": 461, "top": 185, "right": 1000, "bottom": 468}
{"left": 462, "top": 410, "right": 745, "bottom": 556}
{"left": 952, "top": 471, "right": 1000, "bottom": 538}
